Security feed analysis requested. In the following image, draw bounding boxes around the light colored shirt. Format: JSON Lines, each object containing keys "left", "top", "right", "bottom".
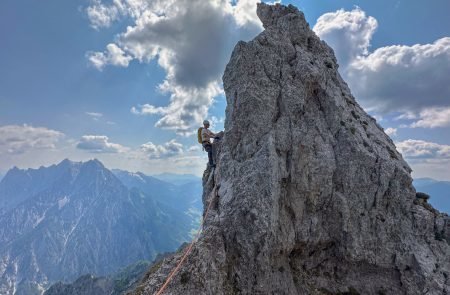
{"left": 201, "top": 128, "right": 216, "bottom": 143}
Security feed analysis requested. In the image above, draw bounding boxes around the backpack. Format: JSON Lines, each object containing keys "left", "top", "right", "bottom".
{"left": 197, "top": 127, "right": 203, "bottom": 144}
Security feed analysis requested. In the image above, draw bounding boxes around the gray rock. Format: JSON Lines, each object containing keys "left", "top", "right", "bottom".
{"left": 131, "top": 3, "right": 450, "bottom": 295}
{"left": 413, "top": 178, "right": 450, "bottom": 214}
{"left": 416, "top": 192, "right": 431, "bottom": 201}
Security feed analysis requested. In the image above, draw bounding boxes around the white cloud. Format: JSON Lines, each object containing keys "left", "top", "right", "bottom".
{"left": 0, "top": 125, "right": 64, "bottom": 154}
{"left": 314, "top": 9, "right": 450, "bottom": 119}
{"left": 140, "top": 142, "right": 166, "bottom": 158}
{"left": 314, "top": 8, "right": 378, "bottom": 67}
{"left": 86, "top": 112, "right": 103, "bottom": 117}
{"left": 85, "top": 112, "right": 117, "bottom": 125}
{"left": 233, "top": 0, "right": 262, "bottom": 27}
{"left": 131, "top": 104, "right": 166, "bottom": 115}
{"left": 131, "top": 83, "right": 222, "bottom": 135}
{"left": 86, "top": 0, "right": 121, "bottom": 29}
{"left": 406, "top": 157, "right": 450, "bottom": 181}
{"left": 87, "top": 43, "right": 133, "bottom": 70}
{"left": 394, "top": 139, "right": 450, "bottom": 180}
{"left": 76, "top": 135, "right": 128, "bottom": 153}
{"left": 86, "top": 0, "right": 152, "bottom": 29}
{"left": 86, "top": 112, "right": 103, "bottom": 121}
{"left": 86, "top": 0, "right": 262, "bottom": 134}
{"left": 395, "top": 111, "right": 418, "bottom": 121}
{"left": 410, "top": 107, "right": 450, "bottom": 128}
{"left": 348, "top": 38, "right": 450, "bottom": 113}
{"left": 384, "top": 127, "right": 397, "bottom": 137}
{"left": 165, "top": 139, "right": 184, "bottom": 154}
{"left": 396, "top": 139, "right": 450, "bottom": 159}
{"left": 140, "top": 139, "right": 184, "bottom": 158}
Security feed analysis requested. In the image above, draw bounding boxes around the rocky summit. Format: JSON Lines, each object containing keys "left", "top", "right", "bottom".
{"left": 132, "top": 3, "right": 450, "bottom": 295}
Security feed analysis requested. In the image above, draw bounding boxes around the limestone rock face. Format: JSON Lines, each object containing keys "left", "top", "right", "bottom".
{"left": 132, "top": 3, "right": 450, "bottom": 294}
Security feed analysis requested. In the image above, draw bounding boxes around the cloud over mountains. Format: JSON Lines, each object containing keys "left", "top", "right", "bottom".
{"left": 76, "top": 135, "right": 128, "bottom": 153}
{"left": 0, "top": 125, "right": 63, "bottom": 154}
{"left": 140, "top": 139, "right": 184, "bottom": 159}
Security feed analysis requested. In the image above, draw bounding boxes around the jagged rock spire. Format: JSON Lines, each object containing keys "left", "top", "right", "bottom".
{"left": 132, "top": 3, "right": 449, "bottom": 294}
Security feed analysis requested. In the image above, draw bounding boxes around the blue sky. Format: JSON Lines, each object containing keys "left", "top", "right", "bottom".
{"left": 0, "top": 0, "right": 449, "bottom": 179}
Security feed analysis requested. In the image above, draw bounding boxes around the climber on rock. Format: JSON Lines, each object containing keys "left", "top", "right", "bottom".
{"left": 198, "top": 120, "right": 220, "bottom": 168}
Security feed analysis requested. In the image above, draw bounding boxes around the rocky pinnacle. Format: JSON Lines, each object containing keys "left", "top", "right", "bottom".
{"left": 132, "top": 3, "right": 450, "bottom": 294}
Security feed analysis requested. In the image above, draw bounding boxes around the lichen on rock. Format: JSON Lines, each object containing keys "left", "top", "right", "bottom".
{"left": 131, "top": 3, "right": 450, "bottom": 295}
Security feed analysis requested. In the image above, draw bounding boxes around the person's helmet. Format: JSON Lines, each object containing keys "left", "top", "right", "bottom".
{"left": 203, "top": 120, "right": 210, "bottom": 125}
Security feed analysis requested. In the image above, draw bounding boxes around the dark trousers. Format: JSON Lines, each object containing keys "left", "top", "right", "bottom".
{"left": 202, "top": 142, "right": 213, "bottom": 165}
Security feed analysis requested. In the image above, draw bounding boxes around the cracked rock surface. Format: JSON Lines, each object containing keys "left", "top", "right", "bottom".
{"left": 131, "top": 3, "right": 450, "bottom": 294}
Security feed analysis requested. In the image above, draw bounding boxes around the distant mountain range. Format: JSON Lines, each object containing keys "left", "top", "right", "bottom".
{"left": 152, "top": 173, "right": 201, "bottom": 186}
{"left": 0, "top": 159, "right": 202, "bottom": 295}
{"left": 414, "top": 178, "right": 450, "bottom": 214}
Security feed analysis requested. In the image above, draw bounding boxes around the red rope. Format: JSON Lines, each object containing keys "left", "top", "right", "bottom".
{"left": 154, "top": 189, "right": 217, "bottom": 295}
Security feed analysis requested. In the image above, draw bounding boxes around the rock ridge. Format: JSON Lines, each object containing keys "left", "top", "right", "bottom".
{"left": 132, "top": 3, "right": 450, "bottom": 294}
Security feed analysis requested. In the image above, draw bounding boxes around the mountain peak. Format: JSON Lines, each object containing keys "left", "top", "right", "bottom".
{"left": 6, "top": 166, "right": 22, "bottom": 176}
{"left": 257, "top": 3, "right": 305, "bottom": 29}
{"left": 85, "top": 158, "right": 103, "bottom": 166}
{"left": 2, "top": 166, "right": 26, "bottom": 181}
{"left": 133, "top": 3, "right": 449, "bottom": 295}
{"left": 81, "top": 159, "right": 106, "bottom": 171}
{"left": 58, "top": 158, "right": 74, "bottom": 166}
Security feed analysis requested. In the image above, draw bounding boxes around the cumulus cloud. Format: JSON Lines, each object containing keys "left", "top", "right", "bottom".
{"left": 86, "top": 0, "right": 120, "bottom": 29}
{"left": 348, "top": 38, "right": 450, "bottom": 113}
{"left": 77, "top": 135, "right": 128, "bottom": 153}
{"left": 396, "top": 139, "right": 450, "bottom": 159}
{"left": 0, "top": 125, "right": 64, "bottom": 154}
{"left": 86, "top": 0, "right": 262, "bottom": 134}
{"left": 314, "top": 9, "right": 450, "bottom": 120}
{"left": 314, "top": 8, "right": 378, "bottom": 67}
{"left": 86, "top": 0, "right": 151, "bottom": 29}
{"left": 395, "top": 139, "right": 450, "bottom": 180}
{"left": 409, "top": 107, "right": 450, "bottom": 128}
{"left": 140, "top": 139, "right": 184, "bottom": 158}
{"left": 131, "top": 83, "right": 222, "bottom": 135}
{"left": 232, "top": 0, "right": 264, "bottom": 27}
{"left": 87, "top": 43, "right": 133, "bottom": 70}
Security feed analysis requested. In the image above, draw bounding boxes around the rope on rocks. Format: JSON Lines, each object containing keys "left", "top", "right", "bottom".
{"left": 155, "top": 184, "right": 217, "bottom": 295}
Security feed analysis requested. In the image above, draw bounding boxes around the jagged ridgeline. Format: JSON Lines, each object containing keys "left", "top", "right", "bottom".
{"left": 0, "top": 159, "right": 201, "bottom": 295}
{"left": 131, "top": 3, "right": 450, "bottom": 295}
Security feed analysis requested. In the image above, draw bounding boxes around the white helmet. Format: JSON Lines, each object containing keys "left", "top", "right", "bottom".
{"left": 203, "top": 120, "right": 210, "bottom": 125}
